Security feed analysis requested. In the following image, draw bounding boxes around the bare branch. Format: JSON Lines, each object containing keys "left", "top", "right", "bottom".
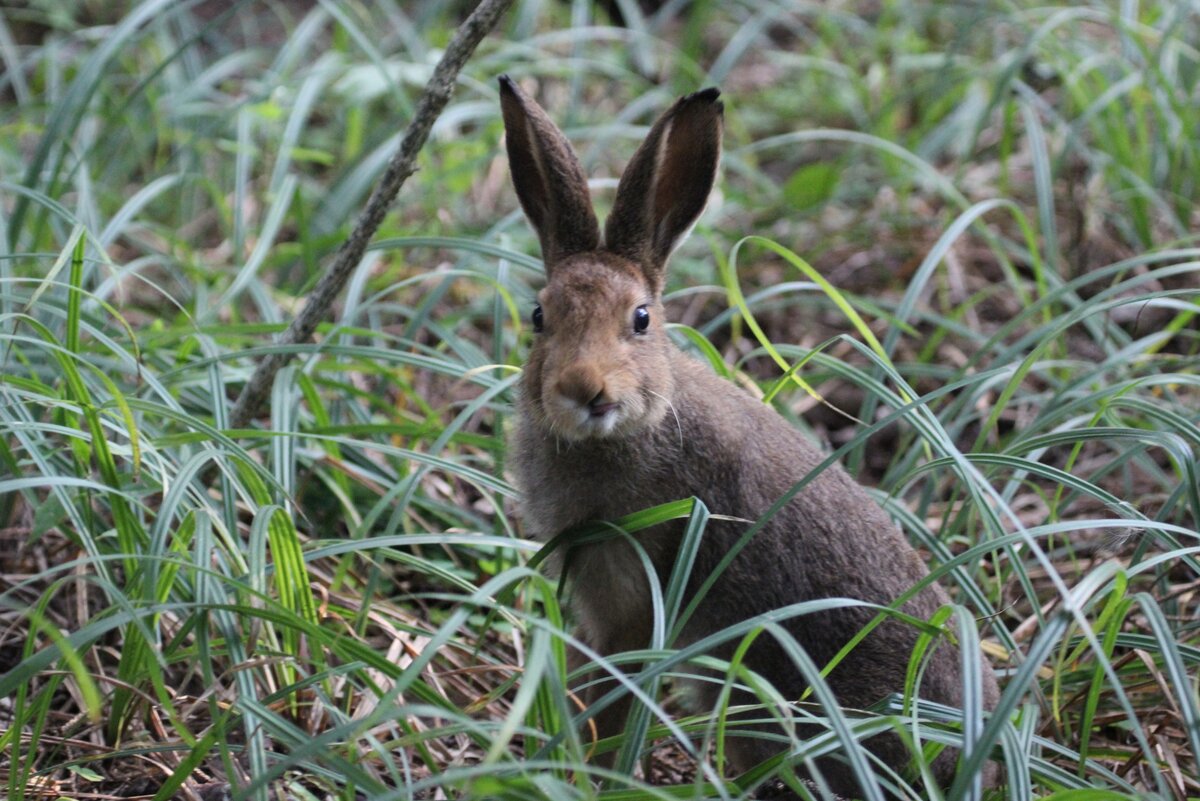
{"left": 228, "top": 0, "right": 515, "bottom": 430}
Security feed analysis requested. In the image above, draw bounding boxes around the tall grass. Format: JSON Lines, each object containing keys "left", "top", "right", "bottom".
{"left": 0, "top": 1, "right": 1197, "bottom": 799}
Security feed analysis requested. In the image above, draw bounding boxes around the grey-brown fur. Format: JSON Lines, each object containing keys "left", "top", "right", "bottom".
{"left": 499, "top": 76, "right": 999, "bottom": 798}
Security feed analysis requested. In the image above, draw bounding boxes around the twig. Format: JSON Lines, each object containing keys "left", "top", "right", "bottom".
{"left": 227, "top": 0, "right": 515, "bottom": 430}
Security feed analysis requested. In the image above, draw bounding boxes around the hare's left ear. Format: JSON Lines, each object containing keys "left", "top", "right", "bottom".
{"left": 605, "top": 88, "right": 723, "bottom": 290}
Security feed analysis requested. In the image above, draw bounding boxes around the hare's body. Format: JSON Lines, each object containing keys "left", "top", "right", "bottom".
{"left": 499, "top": 77, "right": 999, "bottom": 797}
{"left": 513, "top": 340, "right": 985, "bottom": 791}
{"left": 515, "top": 345, "right": 946, "bottom": 665}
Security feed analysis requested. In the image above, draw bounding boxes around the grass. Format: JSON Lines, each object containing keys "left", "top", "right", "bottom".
{"left": 0, "top": 0, "right": 1198, "bottom": 799}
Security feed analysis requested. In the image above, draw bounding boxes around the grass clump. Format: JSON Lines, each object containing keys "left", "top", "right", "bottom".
{"left": 0, "top": 1, "right": 1197, "bottom": 799}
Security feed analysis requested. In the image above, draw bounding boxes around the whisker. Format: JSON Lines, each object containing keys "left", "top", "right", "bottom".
{"left": 647, "top": 389, "right": 683, "bottom": 448}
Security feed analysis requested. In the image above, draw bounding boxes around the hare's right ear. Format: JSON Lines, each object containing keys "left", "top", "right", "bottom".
{"left": 499, "top": 76, "right": 600, "bottom": 268}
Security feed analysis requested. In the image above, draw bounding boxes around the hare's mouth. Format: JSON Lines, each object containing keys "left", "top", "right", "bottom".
{"left": 577, "top": 400, "right": 622, "bottom": 436}
{"left": 544, "top": 395, "right": 627, "bottom": 440}
{"left": 588, "top": 401, "right": 619, "bottom": 418}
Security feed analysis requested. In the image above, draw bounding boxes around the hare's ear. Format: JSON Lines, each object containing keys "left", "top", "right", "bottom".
{"left": 605, "top": 87, "right": 723, "bottom": 290}
{"left": 499, "top": 76, "right": 600, "bottom": 268}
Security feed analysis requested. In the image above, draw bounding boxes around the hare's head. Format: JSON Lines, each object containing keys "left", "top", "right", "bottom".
{"left": 499, "top": 77, "right": 723, "bottom": 441}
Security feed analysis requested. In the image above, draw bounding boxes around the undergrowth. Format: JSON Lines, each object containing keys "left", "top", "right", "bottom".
{"left": 0, "top": 1, "right": 1197, "bottom": 800}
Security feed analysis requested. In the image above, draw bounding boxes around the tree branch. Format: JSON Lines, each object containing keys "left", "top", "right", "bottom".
{"left": 228, "top": 0, "right": 515, "bottom": 430}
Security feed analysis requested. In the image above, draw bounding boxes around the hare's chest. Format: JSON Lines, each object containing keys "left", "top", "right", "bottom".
{"left": 512, "top": 438, "right": 660, "bottom": 540}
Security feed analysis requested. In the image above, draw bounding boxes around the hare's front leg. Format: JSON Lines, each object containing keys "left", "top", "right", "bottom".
{"left": 567, "top": 614, "right": 653, "bottom": 770}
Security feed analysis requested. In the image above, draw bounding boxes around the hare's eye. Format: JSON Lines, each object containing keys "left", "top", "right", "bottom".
{"left": 633, "top": 305, "right": 650, "bottom": 334}
{"left": 532, "top": 304, "right": 544, "bottom": 333}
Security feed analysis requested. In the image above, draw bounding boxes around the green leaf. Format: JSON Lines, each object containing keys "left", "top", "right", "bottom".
{"left": 66, "top": 765, "right": 103, "bottom": 782}
{"left": 31, "top": 494, "right": 67, "bottom": 540}
{"left": 783, "top": 161, "right": 840, "bottom": 210}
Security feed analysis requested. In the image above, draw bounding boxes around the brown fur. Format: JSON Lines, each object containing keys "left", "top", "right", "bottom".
{"left": 499, "top": 76, "right": 1000, "bottom": 798}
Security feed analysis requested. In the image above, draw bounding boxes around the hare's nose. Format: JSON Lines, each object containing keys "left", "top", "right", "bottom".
{"left": 555, "top": 366, "right": 606, "bottom": 408}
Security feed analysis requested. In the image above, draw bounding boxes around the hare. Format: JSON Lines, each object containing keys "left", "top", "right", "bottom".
{"left": 499, "top": 75, "right": 999, "bottom": 798}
